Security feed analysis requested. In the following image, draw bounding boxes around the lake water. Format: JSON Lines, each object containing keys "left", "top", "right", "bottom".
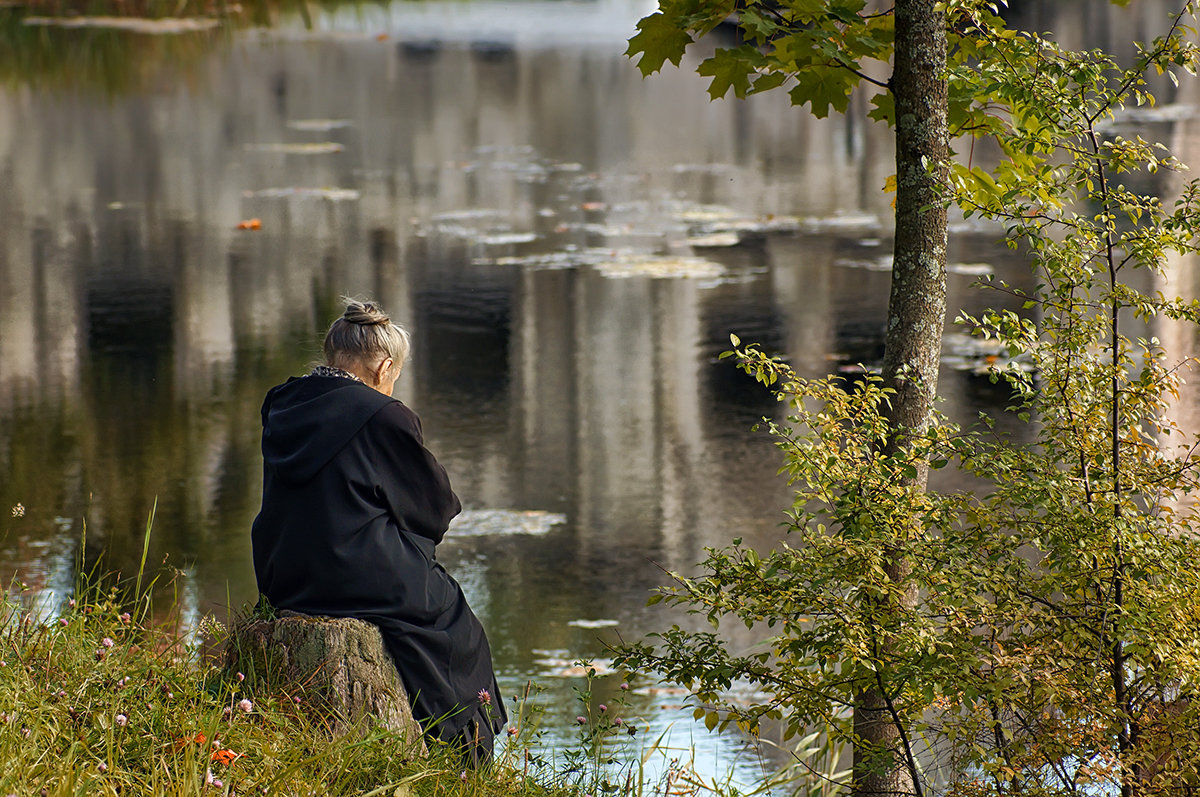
{"left": 2, "top": 0, "right": 1198, "bottom": 789}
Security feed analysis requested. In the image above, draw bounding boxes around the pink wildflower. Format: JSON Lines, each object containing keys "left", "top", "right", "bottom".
{"left": 97, "top": 762, "right": 107, "bottom": 773}
{"left": 238, "top": 699, "right": 253, "bottom": 713}
{"left": 477, "top": 688, "right": 491, "bottom": 705}
{"left": 115, "top": 714, "right": 128, "bottom": 727}
{"left": 102, "top": 637, "right": 114, "bottom": 648}
{"left": 576, "top": 716, "right": 587, "bottom": 725}
{"left": 235, "top": 672, "right": 245, "bottom": 682}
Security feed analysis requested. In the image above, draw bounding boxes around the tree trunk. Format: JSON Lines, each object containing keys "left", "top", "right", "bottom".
{"left": 851, "top": 0, "right": 948, "bottom": 795}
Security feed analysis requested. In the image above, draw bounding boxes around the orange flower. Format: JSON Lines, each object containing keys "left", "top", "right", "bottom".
{"left": 173, "top": 731, "right": 207, "bottom": 751}
{"left": 210, "top": 748, "right": 240, "bottom": 766}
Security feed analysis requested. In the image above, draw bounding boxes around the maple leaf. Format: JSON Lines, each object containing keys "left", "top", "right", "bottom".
{"left": 626, "top": 14, "right": 693, "bottom": 76}
{"left": 698, "top": 46, "right": 764, "bottom": 99}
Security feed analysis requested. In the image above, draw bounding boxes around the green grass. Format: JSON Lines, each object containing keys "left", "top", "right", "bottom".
{"left": 0, "top": 574, "right": 622, "bottom": 797}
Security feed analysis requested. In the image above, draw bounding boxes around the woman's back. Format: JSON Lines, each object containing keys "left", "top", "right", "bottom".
{"left": 250, "top": 300, "right": 505, "bottom": 761}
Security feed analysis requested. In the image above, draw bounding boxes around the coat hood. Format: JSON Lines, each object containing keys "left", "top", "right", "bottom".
{"left": 260, "top": 376, "right": 395, "bottom": 483}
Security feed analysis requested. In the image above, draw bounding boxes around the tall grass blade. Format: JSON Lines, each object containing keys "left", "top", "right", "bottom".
{"left": 134, "top": 497, "right": 156, "bottom": 602}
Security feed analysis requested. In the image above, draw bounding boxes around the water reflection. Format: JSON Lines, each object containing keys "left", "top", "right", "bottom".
{"left": 1, "top": 0, "right": 1196, "bottom": 783}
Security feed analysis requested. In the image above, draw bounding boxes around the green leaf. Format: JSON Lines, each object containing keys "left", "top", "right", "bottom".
{"left": 788, "top": 65, "right": 856, "bottom": 118}
{"left": 626, "top": 14, "right": 693, "bottom": 76}
{"left": 698, "top": 46, "right": 761, "bottom": 99}
{"left": 751, "top": 70, "right": 788, "bottom": 95}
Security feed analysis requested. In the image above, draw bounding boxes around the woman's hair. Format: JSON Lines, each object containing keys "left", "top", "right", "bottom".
{"left": 323, "top": 297, "right": 411, "bottom": 374}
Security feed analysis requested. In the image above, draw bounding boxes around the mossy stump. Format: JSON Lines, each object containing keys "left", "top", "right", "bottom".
{"left": 227, "top": 613, "right": 425, "bottom": 753}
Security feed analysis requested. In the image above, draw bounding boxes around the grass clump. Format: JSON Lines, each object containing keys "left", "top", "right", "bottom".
{"left": 0, "top": 577, "right": 579, "bottom": 797}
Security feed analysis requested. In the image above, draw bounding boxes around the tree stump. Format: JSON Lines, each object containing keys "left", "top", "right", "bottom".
{"left": 227, "top": 612, "right": 425, "bottom": 752}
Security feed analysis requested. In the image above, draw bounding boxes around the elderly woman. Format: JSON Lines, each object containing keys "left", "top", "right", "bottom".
{"left": 251, "top": 298, "right": 505, "bottom": 762}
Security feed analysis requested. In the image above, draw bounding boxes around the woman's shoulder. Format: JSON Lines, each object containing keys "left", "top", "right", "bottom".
{"left": 368, "top": 398, "right": 424, "bottom": 440}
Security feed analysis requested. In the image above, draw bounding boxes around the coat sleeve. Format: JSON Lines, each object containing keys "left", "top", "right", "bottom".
{"left": 365, "top": 402, "right": 462, "bottom": 544}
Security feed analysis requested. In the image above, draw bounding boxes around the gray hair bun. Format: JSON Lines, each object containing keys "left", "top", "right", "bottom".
{"left": 323, "top": 297, "right": 412, "bottom": 375}
{"left": 343, "top": 300, "right": 390, "bottom": 326}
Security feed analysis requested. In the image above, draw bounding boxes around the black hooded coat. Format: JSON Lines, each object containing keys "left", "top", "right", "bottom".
{"left": 250, "top": 374, "right": 505, "bottom": 744}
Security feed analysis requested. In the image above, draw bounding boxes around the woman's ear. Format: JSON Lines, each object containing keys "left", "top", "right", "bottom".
{"left": 375, "top": 358, "right": 394, "bottom": 386}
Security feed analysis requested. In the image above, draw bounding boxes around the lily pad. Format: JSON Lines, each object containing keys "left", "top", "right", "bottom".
{"left": 947, "top": 262, "right": 994, "bottom": 276}
{"left": 430, "top": 209, "right": 507, "bottom": 224}
{"left": 532, "top": 656, "right": 617, "bottom": 678}
{"left": 835, "top": 255, "right": 892, "bottom": 271}
{"left": 449, "top": 508, "right": 566, "bottom": 537}
{"left": 287, "top": 119, "right": 353, "bottom": 132}
{"left": 567, "top": 619, "right": 619, "bottom": 629}
{"left": 244, "top": 143, "right": 345, "bottom": 154}
{"left": 801, "top": 211, "right": 881, "bottom": 234}
{"left": 593, "top": 254, "right": 724, "bottom": 280}
{"left": 686, "top": 231, "right": 741, "bottom": 248}
{"left": 942, "top": 332, "right": 1035, "bottom": 375}
{"left": 241, "top": 187, "right": 360, "bottom": 201}
{"left": 1100, "top": 103, "right": 1196, "bottom": 128}
{"left": 479, "top": 249, "right": 606, "bottom": 270}
{"left": 473, "top": 232, "right": 539, "bottom": 246}
{"left": 22, "top": 15, "right": 220, "bottom": 32}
